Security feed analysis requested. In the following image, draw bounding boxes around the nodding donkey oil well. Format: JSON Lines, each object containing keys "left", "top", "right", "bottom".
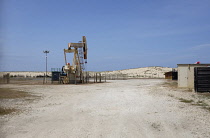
{"left": 60, "top": 36, "right": 88, "bottom": 84}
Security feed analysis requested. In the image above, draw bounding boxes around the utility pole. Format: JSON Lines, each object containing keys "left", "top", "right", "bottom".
{"left": 43, "top": 50, "right": 49, "bottom": 83}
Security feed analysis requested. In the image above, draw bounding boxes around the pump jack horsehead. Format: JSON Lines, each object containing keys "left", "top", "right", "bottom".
{"left": 62, "top": 36, "right": 88, "bottom": 84}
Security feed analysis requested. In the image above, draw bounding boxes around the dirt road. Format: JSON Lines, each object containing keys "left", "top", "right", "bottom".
{"left": 1, "top": 79, "right": 210, "bottom": 138}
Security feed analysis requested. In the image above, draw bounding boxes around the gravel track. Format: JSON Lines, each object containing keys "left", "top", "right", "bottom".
{"left": 0, "top": 79, "right": 210, "bottom": 138}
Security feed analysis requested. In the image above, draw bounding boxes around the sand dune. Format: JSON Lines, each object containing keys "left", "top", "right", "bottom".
{"left": 0, "top": 72, "right": 51, "bottom": 78}
{"left": 101, "top": 66, "right": 174, "bottom": 78}
{"left": 0, "top": 66, "right": 174, "bottom": 79}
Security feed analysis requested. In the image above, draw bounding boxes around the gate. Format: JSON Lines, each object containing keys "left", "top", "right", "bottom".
{"left": 194, "top": 67, "right": 210, "bottom": 92}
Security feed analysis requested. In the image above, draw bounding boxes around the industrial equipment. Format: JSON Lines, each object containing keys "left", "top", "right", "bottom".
{"left": 61, "top": 36, "right": 88, "bottom": 84}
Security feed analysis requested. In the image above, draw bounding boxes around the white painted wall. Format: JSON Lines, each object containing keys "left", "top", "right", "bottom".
{"left": 178, "top": 64, "right": 210, "bottom": 89}
{"left": 188, "top": 66, "right": 195, "bottom": 89}
{"left": 178, "top": 66, "right": 188, "bottom": 87}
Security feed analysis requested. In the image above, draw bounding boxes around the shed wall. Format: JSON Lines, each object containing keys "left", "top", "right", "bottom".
{"left": 188, "top": 66, "right": 195, "bottom": 89}
{"left": 178, "top": 66, "right": 188, "bottom": 87}
{"left": 178, "top": 64, "right": 210, "bottom": 89}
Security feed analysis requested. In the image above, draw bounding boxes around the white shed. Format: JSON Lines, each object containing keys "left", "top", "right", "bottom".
{"left": 177, "top": 64, "right": 210, "bottom": 89}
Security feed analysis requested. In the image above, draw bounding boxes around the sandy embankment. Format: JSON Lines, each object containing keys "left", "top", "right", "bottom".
{"left": 0, "top": 79, "right": 210, "bottom": 138}
{"left": 0, "top": 66, "right": 174, "bottom": 79}
{"left": 0, "top": 72, "right": 51, "bottom": 78}
{"left": 103, "top": 66, "right": 173, "bottom": 78}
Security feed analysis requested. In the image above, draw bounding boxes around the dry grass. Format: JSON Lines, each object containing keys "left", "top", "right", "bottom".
{"left": 162, "top": 80, "right": 178, "bottom": 89}
{"left": 179, "top": 98, "right": 194, "bottom": 103}
{"left": 162, "top": 80, "right": 210, "bottom": 112}
{"left": 178, "top": 98, "right": 210, "bottom": 112}
{"left": 0, "top": 88, "right": 40, "bottom": 115}
{"left": 192, "top": 101, "right": 210, "bottom": 111}
{"left": 0, "top": 107, "right": 17, "bottom": 115}
{"left": 0, "top": 88, "right": 34, "bottom": 99}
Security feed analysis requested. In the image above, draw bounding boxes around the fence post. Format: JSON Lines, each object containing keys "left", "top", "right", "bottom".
{"left": 43, "top": 73, "right": 45, "bottom": 84}
{"left": 6, "top": 73, "right": 10, "bottom": 84}
{"left": 86, "top": 72, "right": 88, "bottom": 83}
{"left": 88, "top": 72, "right": 89, "bottom": 83}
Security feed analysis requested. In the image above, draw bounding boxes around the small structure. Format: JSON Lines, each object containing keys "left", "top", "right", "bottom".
{"left": 164, "top": 72, "right": 173, "bottom": 79}
{"left": 51, "top": 68, "right": 62, "bottom": 83}
{"left": 177, "top": 64, "right": 210, "bottom": 89}
{"left": 164, "top": 69, "right": 177, "bottom": 80}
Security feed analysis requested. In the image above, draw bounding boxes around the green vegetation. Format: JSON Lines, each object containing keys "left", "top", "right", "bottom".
{"left": 179, "top": 98, "right": 194, "bottom": 103}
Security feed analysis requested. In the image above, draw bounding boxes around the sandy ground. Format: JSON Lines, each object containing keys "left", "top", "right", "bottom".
{"left": 0, "top": 79, "right": 210, "bottom": 138}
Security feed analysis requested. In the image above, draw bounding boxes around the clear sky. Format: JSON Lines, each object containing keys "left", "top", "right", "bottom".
{"left": 1, "top": 0, "right": 210, "bottom": 71}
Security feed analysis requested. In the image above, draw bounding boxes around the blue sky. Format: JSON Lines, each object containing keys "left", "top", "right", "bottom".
{"left": 1, "top": 0, "right": 210, "bottom": 71}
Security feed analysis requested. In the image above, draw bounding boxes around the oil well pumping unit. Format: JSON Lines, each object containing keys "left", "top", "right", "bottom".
{"left": 60, "top": 36, "right": 88, "bottom": 84}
